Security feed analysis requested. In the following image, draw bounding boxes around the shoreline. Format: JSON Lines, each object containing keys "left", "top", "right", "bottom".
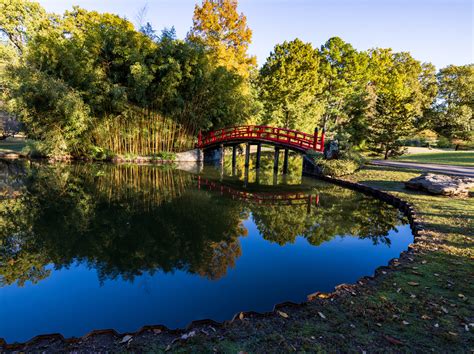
{"left": 0, "top": 158, "right": 424, "bottom": 351}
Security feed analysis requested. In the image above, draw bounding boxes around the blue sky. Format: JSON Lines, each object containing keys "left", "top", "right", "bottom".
{"left": 37, "top": 0, "right": 473, "bottom": 69}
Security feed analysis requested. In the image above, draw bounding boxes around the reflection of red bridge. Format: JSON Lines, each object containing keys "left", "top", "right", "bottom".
{"left": 197, "top": 177, "right": 319, "bottom": 206}
{"left": 197, "top": 125, "right": 325, "bottom": 153}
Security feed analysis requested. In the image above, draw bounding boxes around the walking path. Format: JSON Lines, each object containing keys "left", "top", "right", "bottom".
{"left": 370, "top": 160, "right": 474, "bottom": 178}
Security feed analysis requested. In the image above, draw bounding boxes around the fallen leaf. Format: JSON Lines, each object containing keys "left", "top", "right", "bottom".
{"left": 181, "top": 331, "right": 196, "bottom": 340}
{"left": 402, "top": 320, "right": 410, "bottom": 325}
{"left": 441, "top": 306, "right": 449, "bottom": 314}
{"left": 434, "top": 323, "right": 439, "bottom": 328}
{"left": 384, "top": 335, "right": 403, "bottom": 345}
{"left": 407, "top": 282, "right": 419, "bottom": 286}
{"left": 120, "top": 335, "right": 133, "bottom": 344}
{"left": 277, "top": 311, "right": 289, "bottom": 319}
{"left": 318, "top": 312, "right": 326, "bottom": 320}
{"left": 153, "top": 329, "right": 162, "bottom": 334}
{"left": 421, "top": 315, "right": 431, "bottom": 320}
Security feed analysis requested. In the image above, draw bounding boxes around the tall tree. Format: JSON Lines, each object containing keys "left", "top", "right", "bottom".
{"left": 429, "top": 64, "right": 473, "bottom": 147}
{"left": 317, "top": 37, "right": 369, "bottom": 131}
{"left": 0, "top": 0, "right": 47, "bottom": 54}
{"left": 187, "top": 0, "right": 255, "bottom": 79}
{"left": 362, "top": 49, "right": 437, "bottom": 158}
{"left": 258, "top": 39, "right": 321, "bottom": 132}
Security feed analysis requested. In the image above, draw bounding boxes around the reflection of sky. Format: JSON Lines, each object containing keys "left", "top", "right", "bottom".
{"left": 0, "top": 213, "right": 412, "bottom": 343}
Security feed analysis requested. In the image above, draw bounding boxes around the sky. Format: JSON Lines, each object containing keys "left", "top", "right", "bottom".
{"left": 37, "top": 0, "right": 473, "bottom": 69}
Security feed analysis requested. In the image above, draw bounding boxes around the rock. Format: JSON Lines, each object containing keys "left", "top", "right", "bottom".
{"left": 405, "top": 173, "right": 474, "bottom": 196}
{"left": 175, "top": 149, "right": 203, "bottom": 162}
{"left": 324, "top": 140, "right": 339, "bottom": 160}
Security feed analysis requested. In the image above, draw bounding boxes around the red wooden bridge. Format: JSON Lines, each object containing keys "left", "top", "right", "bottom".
{"left": 197, "top": 125, "right": 325, "bottom": 153}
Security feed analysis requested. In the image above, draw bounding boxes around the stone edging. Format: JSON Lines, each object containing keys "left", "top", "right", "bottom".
{"left": 0, "top": 160, "right": 423, "bottom": 351}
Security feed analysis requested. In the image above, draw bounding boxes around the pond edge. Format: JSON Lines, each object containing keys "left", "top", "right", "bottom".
{"left": 0, "top": 159, "right": 424, "bottom": 350}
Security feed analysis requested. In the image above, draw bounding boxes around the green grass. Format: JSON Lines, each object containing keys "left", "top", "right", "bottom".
{"left": 396, "top": 151, "right": 474, "bottom": 167}
{"left": 0, "top": 137, "right": 27, "bottom": 153}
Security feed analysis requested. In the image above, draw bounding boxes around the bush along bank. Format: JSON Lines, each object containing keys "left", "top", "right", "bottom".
{"left": 306, "top": 149, "right": 366, "bottom": 177}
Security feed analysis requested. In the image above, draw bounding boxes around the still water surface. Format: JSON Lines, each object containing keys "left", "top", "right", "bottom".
{"left": 0, "top": 156, "right": 412, "bottom": 342}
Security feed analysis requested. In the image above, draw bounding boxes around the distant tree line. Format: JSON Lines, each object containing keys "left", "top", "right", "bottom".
{"left": 0, "top": 0, "right": 472, "bottom": 158}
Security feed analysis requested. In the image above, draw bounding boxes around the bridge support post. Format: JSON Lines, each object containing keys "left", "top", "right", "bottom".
{"left": 245, "top": 143, "right": 250, "bottom": 167}
{"left": 273, "top": 147, "right": 280, "bottom": 173}
{"left": 232, "top": 145, "right": 237, "bottom": 167}
{"left": 283, "top": 149, "right": 289, "bottom": 174}
{"left": 219, "top": 144, "right": 224, "bottom": 165}
{"left": 244, "top": 165, "right": 249, "bottom": 187}
{"left": 256, "top": 143, "right": 262, "bottom": 169}
{"left": 231, "top": 145, "right": 237, "bottom": 176}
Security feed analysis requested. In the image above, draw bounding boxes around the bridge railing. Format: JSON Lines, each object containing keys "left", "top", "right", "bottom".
{"left": 198, "top": 177, "right": 320, "bottom": 206}
{"left": 197, "top": 125, "right": 325, "bottom": 152}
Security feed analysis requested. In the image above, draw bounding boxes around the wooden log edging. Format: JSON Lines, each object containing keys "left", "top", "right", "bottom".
{"left": 0, "top": 159, "right": 423, "bottom": 351}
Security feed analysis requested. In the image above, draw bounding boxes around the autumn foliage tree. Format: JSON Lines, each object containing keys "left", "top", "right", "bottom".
{"left": 188, "top": 0, "right": 256, "bottom": 79}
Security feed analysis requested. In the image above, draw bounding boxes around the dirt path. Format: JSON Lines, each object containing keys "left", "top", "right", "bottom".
{"left": 371, "top": 160, "right": 474, "bottom": 177}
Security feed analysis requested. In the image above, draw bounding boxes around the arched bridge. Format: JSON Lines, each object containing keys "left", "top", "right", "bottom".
{"left": 197, "top": 125, "right": 325, "bottom": 153}
{"left": 196, "top": 125, "right": 325, "bottom": 174}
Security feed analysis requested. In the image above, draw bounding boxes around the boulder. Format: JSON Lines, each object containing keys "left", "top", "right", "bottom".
{"left": 405, "top": 173, "right": 474, "bottom": 196}
{"left": 324, "top": 140, "right": 340, "bottom": 160}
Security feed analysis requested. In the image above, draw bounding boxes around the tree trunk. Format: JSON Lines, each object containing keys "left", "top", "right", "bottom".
{"left": 384, "top": 146, "right": 389, "bottom": 160}
{"left": 455, "top": 144, "right": 460, "bottom": 151}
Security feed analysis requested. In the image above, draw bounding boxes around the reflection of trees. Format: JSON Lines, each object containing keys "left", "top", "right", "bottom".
{"left": 251, "top": 186, "right": 406, "bottom": 246}
{"left": 1, "top": 161, "right": 407, "bottom": 288}
{"left": 0, "top": 162, "right": 246, "bottom": 286}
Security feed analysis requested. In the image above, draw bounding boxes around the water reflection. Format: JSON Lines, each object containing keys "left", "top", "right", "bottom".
{"left": 0, "top": 157, "right": 411, "bottom": 341}
{"left": 0, "top": 157, "right": 407, "bottom": 287}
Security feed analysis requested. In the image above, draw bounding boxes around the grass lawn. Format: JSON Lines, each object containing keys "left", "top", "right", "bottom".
{"left": 396, "top": 151, "right": 474, "bottom": 167}
{"left": 0, "top": 137, "right": 27, "bottom": 153}
{"left": 143, "top": 165, "right": 473, "bottom": 353}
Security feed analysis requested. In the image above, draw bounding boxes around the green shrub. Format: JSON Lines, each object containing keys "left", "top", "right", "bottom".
{"left": 307, "top": 149, "right": 364, "bottom": 177}
{"left": 151, "top": 151, "right": 177, "bottom": 161}
{"left": 21, "top": 140, "right": 48, "bottom": 158}
{"left": 436, "top": 136, "right": 452, "bottom": 148}
{"left": 317, "top": 159, "right": 360, "bottom": 177}
{"left": 88, "top": 146, "right": 113, "bottom": 161}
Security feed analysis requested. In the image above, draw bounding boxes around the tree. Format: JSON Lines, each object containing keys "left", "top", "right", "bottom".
{"left": 258, "top": 39, "right": 321, "bottom": 132}
{"left": 317, "top": 37, "right": 369, "bottom": 131}
{"left": 187, "top": 0, "right": 255, "bottom": 79}
{"left": 0, "top": 0, "right": 47, "bottom": 54}
{"left": 362, "top": 49, "right": 437, "bottom": 158}
{"left": 429, "top": 64, "right": 473, "bottom": 147}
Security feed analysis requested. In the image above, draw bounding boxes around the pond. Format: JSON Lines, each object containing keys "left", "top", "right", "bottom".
{"left": 0, "top": 155, "right": 412, "bottom": 342}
